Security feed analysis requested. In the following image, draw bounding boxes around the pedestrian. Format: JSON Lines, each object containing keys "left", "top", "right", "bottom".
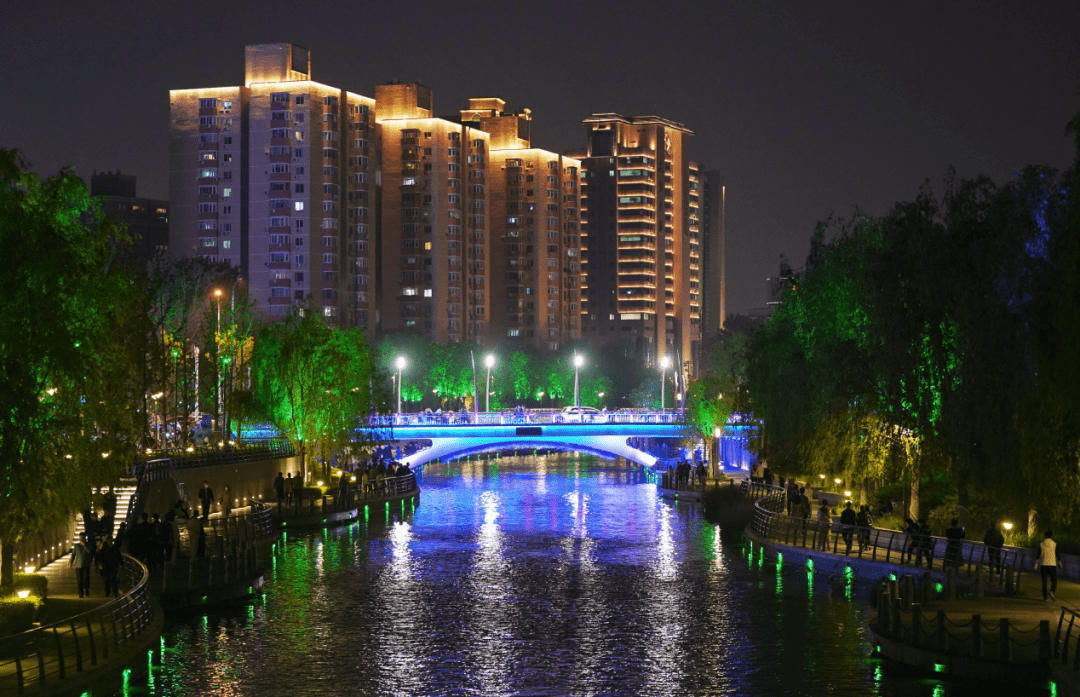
{"left": 763, "top": 465, "right": 774, "bottom": 488}
{"left": 285, "top": 473, "right": 295, "bottom": 506}
{"left": 1037, "top": 530, "right": 1059, "bottom": 601}
{"left": 903, "top": 517, "right": 920, "bottom": 566}
{"left": 158, "top": 513, "right": 175, "bottom": 564}
{"left": 839, "top": 501, "right": 858, "bottom": 553}
{"left": 983, "top": 521, "right": 1005, "bottom": 576}
{"left": 197, "top": 481, "right": 215, "bottom": 520}
{"left": 99, "top": 535, "right": 120, "bottom": 597}
{"left": 102, "top": 485, "right": 117, "bottom": 519}
{"left": 274, "top": 472, "right": 286, "bottom": 506}
{"left": 816, "top": 499, "right": 832, "bottom": 550}
{"left": 944, "top": 518, "right": 965, "bottom": 569}
{"left": 70, "top": 533, "right": 92, "bottom": 598}
{"left": 786, "top": 481, "right": 798, "bottom": 515}
{"left": 222, "top": 484, "right": 233, "bottom": 519}
{"left": 918, "top": 518, "right": 934, "bottom": 569}
{"left": 115, "top": 521, "right": 129, "bottom": 554}
{"left": 138, "top": 512, "right": 157, "bottom": 567}
{"left": 856, "top": 505, "right": 873, "bottom": 550}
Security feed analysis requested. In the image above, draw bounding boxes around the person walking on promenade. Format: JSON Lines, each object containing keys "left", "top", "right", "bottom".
{"left": 102, "top": 485, "right": 117, "bottom": 520}
{"left": 285, "top": 473, "right": 295, "bottom": 506}
{"left": 1037, "top": 530, "right": 1059, "bottom": 601}
{"left": 797, "top": 487, "right": 812, "bottom": 533}
{"left": 197, "top": 481, "right": 215, "bottom": 520}
{"left": 944, "top": 518, "right": 965, "bottom": 569}
{"left": 918, "top": 518, "right": 934, "bottom": 569}
{"left": 99, "top": 535, "right": 120, "bottom": 597}
{"left": 856, "top": 505, "right": 873, "bottom": 550}
{"left": 839, "top": 501, "right": 858, "bottom": 553}
{"left": 763, "top": 465, "right": 774, "bottom": 488}
{"left": 221, "top": 484, "right": 233, "bottom": 519}
{"left": 816, "top": 499, "right": 832, "bottom": 550}
{"left": 274, "top": 472, "right": 286, "bottom": 507}
{"left": 903, "top": 518, "right": 920, "bottom": 565}
{"left": 984, "top": 521, "right": 1005, "bottom": 576}
{"left": 786, "top": 481, "right": 798, "bottom": 515}
{"left": 70, "top": 533, "right": 92, "bottom": 598}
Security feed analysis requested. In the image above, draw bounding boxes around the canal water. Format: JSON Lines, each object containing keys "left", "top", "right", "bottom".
{"left": 120, "top": 454, "right": 1025, "bottom": 696}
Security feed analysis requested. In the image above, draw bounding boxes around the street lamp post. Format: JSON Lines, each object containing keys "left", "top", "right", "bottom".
{"left": 660, "top": 355, "right": 671, "bottom": 410}
{"left": 395, "top": 356, "right": 407, "bottom": 415}
{"left": 214, "top": 289, "right": 223, "bottom": 432}
{"left": 573, "top": 354, "right": 584, "bottom": 410}
{"left": 484, "top": 354, "right": 495, "bottom": 413}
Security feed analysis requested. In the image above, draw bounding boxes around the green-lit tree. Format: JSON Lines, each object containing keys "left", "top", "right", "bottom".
{"left": 251, "top": 309, "right": 376, "bottom": 483}
{"left": 0, "top": 151, "right": 144, "bottom": 587}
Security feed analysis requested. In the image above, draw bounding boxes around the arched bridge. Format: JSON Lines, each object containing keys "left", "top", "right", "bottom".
{"left": 363, "top": 412, "right": 688, "bottom": 470}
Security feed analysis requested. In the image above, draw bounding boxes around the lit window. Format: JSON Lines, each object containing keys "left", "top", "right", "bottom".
{"left": 222, "top": 188, "right": 232, "bottom": 198}
{"left": 295, "top": 202, "right": 304, "bottom": 211}
{"left": 423, "top": 289, "right": 432, "bottom": 297}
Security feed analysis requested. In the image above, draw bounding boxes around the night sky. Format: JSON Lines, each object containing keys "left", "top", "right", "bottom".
{"left": 4, "top": 1, "right": 1077, "bottom": 315}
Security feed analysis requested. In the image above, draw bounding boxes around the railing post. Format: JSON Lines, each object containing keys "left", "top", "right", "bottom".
{"left": 33, "top": 633, "right": 46, "bottom": 688}
{"left": 902, "top": 575, "right": 914, "bottom": 611}
{"left": 52, "top": 627, "right": 65, "bottom": 679}
{"left": 884, "top": 532, "right": 893, "bottom": 564}
{"left": 971, "top": 615, "right": 982, "bottom": 658}
{"left": 84, "top": 614, "right": 97, "bottom": 666}
{"left": 1040, "top": 620, "right": 1052, "bottom": 662}
{"left": 999, "top": 618, "right": 1010, "bottom": 662}
{"left": 937, "top": 610, "right": 948, "bottom": 651}
{"left": 70, "top": 620, "right": 83, "bottom": 672}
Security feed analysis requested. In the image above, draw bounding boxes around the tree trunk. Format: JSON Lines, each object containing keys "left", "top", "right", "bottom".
{"left": 1029, "top": 507, "right": 1038, "bottom": 537}
{"left": 908, "top": 475, "right": 920, "bottom": 520}
{"left": 0, "top": 533, "right": 15, "bottom": 589}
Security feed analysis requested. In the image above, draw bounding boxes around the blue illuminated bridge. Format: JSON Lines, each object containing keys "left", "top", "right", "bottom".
{"left": 358, "top": 411, "right": 755, "bottom": 473}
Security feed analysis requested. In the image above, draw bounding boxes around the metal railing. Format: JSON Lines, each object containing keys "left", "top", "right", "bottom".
{"left": 0, "top": 555, "right": 155, "bottom": 695}
{"left": 873, "top": 590, "right": 1051, "bottom": 664}
{"left": 367, "top": 411, "right": 684, "bottom": 427}
{"left": 202, "top": 500, "right": 275, "bottom": 543}
{"left": 1055, "top": 606, "right": 1080, "bottom": 671}
{"left": 279, "top": 473, "right": 418, "bottom": 517}
{"left": 750, "top": 497, "right": 1024, "bottom": 589}
{"left": 139, "top": 440, "right": 294, "bottom": 470}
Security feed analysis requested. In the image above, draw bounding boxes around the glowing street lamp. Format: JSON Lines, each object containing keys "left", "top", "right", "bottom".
{"left": 1003, "top": 522, "right": 1014, "bottom": 531}
{"left": 573, "top": 354, "right": 585, "bottom": 409}
{"left": 395, "top": 356, "right": 407, "bottom": 414}
{"left": 660, "top": 355, "right": 672, "bottom": 410}
{"left": 484, "top": 354, "right": 495, "bottom": 413}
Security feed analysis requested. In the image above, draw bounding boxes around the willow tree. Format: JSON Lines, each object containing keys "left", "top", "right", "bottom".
{"left": 251, "top": 310, "right": 376, "bottom": 483}
{"left": 0, "top": 151, "right": 143, "bottom": 587}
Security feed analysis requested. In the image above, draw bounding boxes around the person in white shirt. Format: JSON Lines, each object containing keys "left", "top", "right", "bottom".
{"left": 1036, "top": 530, "right": 1059, "bottom": 601}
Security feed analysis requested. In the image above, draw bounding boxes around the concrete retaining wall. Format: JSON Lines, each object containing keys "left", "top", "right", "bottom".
{"left": 174, "top": 455, "right": 301, "bottom": 514}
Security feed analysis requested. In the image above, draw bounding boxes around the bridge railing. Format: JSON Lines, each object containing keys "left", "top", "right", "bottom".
{"left": 367, "top": 411, "right": 684, "bottom": 428}
{"left": 0, "top": 554, "right": 155, "bottom": 695}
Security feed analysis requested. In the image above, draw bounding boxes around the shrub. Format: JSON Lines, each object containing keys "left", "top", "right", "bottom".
{"left": 0, "top": 595, "right": 43, "bottom": 637}
{"left": 13, "top": 573, "right": 47, "bottom": 600}
{"left": 702, "top": 484, "right": 756, "bottom": 542}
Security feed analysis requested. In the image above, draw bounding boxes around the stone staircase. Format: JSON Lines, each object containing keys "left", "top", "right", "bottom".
{"left": 74, "top": 483, "right": 137, "bottom": 541}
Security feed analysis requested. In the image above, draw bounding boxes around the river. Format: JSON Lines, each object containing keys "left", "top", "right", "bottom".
{"left": 118, "top": 453, "right": 1017, "bottom": 696}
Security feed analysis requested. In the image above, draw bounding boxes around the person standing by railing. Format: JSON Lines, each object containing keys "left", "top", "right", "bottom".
{"left": 839, "top": 501, "right": 858, "bottom": 553}
{"left": 903, "top": 518, "right": 920, "bottom": 565}
{"left": 99, "top": 535, "right": 120, "bottom": 597}
{"left": 816, "top": 499, "right": 832, "bottom": 550}
{"left": 984, "top": 522, "right": 1005, "bottom": 577}
{"left": 944, "top": 518, "right": 964, "bottom": 569}
{"left": 856, "top": 505, "right": 873, "bottom": 550}
{"left": 222, "top": 484, "right": 233, "bottom": 519}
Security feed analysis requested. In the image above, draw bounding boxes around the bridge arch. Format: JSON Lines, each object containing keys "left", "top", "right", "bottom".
{"left": 398, "top": 434, "right": 659, "bottom": 470}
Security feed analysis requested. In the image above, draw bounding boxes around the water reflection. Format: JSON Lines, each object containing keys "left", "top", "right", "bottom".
{"left": 119, "top": 453, "right": 1038, "bottom": 697}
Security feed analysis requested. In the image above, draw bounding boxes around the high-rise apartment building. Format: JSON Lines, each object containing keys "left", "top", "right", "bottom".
{"left": 573, "top": 114, "right": 701, "bottom": 372}
{"left": 169, "top": 43, "right": 376, "bottom": 327}
{"left": 460, "top": 99, "right": 584, "bottom": 351}
{"left": 700, "top": 171, "right": 725, "bottom": 342}
{"left": 374, "top": 83, "right": 492, "bottom": 344}
{"left": 90, "top": 170, "right": 170, "bottom": 264}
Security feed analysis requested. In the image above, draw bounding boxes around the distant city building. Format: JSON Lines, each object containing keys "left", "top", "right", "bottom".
{"left": 700, "top": 171, "right": 725, "bottom": 342}
{"left": 571, "top": 114, "right": 702, "bottom": 372}
{"left": 460, "top": 98, "right": 583, "bottom": 351}
{"left": 169, "top": 43, "right": 376, "bottom": 327}
{"left": 90, "top": 170, "right": 169, "bottom": 264}
{"left": 168, "top": 43, "right": 719, "bottom": 364}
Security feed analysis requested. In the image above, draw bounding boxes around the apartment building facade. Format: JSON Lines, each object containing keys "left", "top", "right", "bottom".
{"left": 169, "top": 43, "right": 376, "bottom": 328}
{"left": 573, "top": 114, "right": 702, "bottom": 373}
{"left": 460, "top": 99, "right": 584, "bottom": 351}
{"left": 90, "top": 170, "right": 170, "bottom": 265}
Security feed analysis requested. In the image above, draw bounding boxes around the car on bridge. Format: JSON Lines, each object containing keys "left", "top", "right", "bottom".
{"left": 557, "top": 406, "right": 605, "bottom": 423}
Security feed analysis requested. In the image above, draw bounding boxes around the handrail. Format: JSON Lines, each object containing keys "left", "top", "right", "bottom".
{"left": 873, "top": 597, "right": 1051, "bottom": 664}
{"left": 140, "top": 440, "right": 295, "bottom": 471}
{"left": 0, "top": 554, "right": 156, "bottom": 695}
{"left": 748, "top": 495, "right": 1026, "bottom": 589}
{"left": 365, "top": 411, "right": 686, "bottom": 428}
{"left": 1055, "top": 606, "right": 1080, "bottom": 671}
{"left": 278, "top": 473, "right": 419, "bottom": 518}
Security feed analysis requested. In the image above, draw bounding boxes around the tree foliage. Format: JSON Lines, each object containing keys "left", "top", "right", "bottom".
{"left": 0, "top": 151, "right": 143, "bottom": 586}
